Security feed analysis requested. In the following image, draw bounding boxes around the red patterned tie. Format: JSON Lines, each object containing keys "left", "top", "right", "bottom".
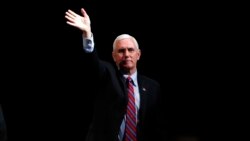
{"left": 124, "top": 76, "right": 137, "bottom": 141}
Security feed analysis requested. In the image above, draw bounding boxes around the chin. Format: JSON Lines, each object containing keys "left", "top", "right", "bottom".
{"left": 123, "top": 64, "right": 133, "bottom": 68}
{"left": 119, "top": 62, "right": 134, "bottom": 70}
{"left": 120, "top": 65, "right": 132, "bottom": 70}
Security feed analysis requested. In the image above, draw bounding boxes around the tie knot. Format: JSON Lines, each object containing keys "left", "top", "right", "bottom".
{"left": 126, "top": 76, "right": 134, "bottom": 85}
{"left": 127, "top": 76, "right": 132, "bottom": 81}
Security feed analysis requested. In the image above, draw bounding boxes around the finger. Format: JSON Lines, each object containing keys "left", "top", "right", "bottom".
{"left": 65, "top": 15, "right": 75, "bottom": 23}
{"left": 65, "top": 11, "right": 76, "bottom": 19}
{"left": 81, "top": 8, "right": 89, "bottom": 17}
{"left": 67, "top": 9, "right": 78, "bottom": 17}
{"left": 66, "top": 21, "right": 76, "bottom": 27}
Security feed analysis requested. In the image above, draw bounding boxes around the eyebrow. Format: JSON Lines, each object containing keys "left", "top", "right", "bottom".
{"left": 117, "top": 47, "right": 135, "bottom": 52}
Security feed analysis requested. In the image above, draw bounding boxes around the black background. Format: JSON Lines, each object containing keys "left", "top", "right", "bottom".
{"left": 1, "top": 0, "right": 240, "bottom": 141}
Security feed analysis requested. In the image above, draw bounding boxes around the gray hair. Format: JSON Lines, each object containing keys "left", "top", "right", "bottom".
{"left": 112, "top": 34, "right": 139, "bottom": 50}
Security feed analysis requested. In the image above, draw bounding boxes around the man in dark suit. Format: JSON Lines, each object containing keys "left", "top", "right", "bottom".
{"left": 65, "top": 8, "right": 164, "bottom": 141}
{"left": 0, "top": 104, "right": 7, "bottom": 141}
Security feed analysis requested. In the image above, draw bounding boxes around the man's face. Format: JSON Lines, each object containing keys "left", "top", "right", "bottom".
{"left": 112, "top": 38, "right": 141, "bottom": 72}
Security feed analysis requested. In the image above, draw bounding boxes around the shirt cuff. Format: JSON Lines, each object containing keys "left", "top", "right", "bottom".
{"left": 82, "top": 35, "right": 94, "bottom": 53}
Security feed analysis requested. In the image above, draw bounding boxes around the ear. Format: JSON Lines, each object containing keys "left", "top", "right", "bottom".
{"left": 112, "top": 51, "right": 116, "bottom": 62}
{"left": 137, "top": 49, "right": 141, "bottom": 60}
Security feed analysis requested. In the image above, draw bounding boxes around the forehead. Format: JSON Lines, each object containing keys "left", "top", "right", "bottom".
{"left": 116, "top": 38, "right": 136, "bottom": 48}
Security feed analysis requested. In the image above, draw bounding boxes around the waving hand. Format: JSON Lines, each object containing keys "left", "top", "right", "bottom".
{"left": 65, "top": 8, "right": 92, "bottom": 38}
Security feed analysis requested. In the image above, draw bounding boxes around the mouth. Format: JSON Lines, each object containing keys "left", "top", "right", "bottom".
{"left": 120, "top": 60, "right": 132, "bottom": 65}
{"left": 122, "top": 60, "right": 132, "bottom": 63}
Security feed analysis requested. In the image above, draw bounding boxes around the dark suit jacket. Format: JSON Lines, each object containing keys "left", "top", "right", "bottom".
{"left": 83, "top": 49, "right": 163, "bottom": 141}
{"left": 0, "top": 105, "right": 7, "bottom": 141}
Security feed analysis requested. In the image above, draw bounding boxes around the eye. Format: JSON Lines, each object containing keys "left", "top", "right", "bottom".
{"left": 128, "top": 48, "right": 135, "bottom": 52}
{"left": 118, "top": 49, "right": 126, "bottom": 53}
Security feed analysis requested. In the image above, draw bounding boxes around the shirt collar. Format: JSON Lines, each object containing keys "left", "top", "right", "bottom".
{"left": 123, "top": 71, "right": 137, "bottom": 86}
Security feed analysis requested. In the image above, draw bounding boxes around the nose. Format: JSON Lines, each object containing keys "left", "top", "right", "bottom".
{"left": 125, "top": 49, "right": 130, "bottom": 55}
{"left": 124, "top": 49, "right": 130, "bottom": 56}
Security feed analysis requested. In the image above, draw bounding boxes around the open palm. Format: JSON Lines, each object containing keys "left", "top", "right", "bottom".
{"left": 65, "top": 8, "right": 91, "bottom": 32}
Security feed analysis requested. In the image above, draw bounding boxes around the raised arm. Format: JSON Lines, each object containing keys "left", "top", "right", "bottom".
{"left": 65, "top": 8, "right": 92, "bottom": 38}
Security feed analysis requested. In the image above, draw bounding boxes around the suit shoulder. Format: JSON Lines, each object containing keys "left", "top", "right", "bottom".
{"left": 139, "top": 75, "right": 160, "bottom": 87}
{"left": 100, "top": 60, "right": 113, "bottom": 67}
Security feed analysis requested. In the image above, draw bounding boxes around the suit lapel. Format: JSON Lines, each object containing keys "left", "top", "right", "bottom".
{"left": 137, "top": 75, "right": 148, "bottom": 122}
{"left": 117, "top": 70, "right": 127, "bottom": 99}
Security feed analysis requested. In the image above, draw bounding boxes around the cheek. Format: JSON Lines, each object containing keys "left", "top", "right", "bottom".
{"left": 114, "top": 56, "right": 123, "bottom": 62}
{"left": 134, "top": 54, "right": 140, "bottom": 60}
